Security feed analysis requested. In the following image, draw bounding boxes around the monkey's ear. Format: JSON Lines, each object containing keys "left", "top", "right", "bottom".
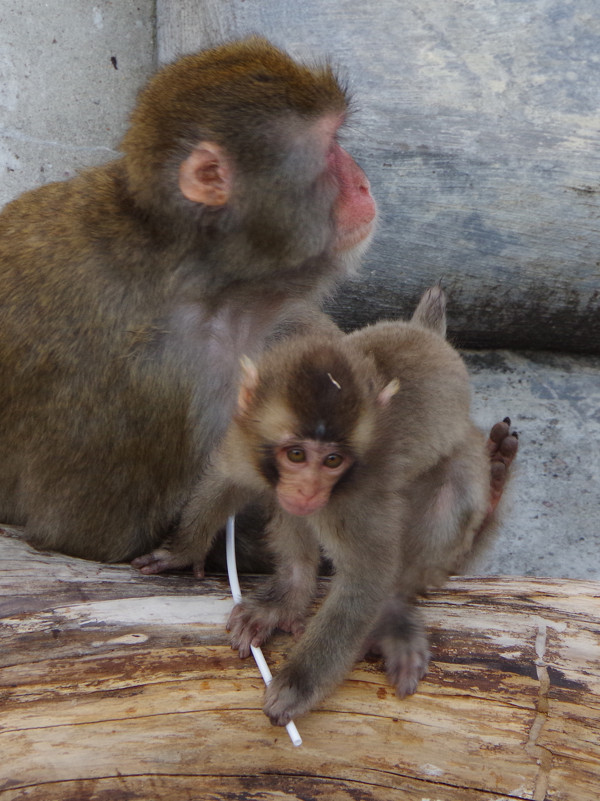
{"left": 178, "top": 142, "right": 232, "bottom": 206}
{"left": 237, "top": 356, "right": 260, "bottom": 414}
{"left": 377, "top": 378, "right": 400, "bottom": 407}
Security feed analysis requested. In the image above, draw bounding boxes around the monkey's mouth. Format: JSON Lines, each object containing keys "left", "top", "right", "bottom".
{"left": 335, "top": 219, "right": 376, "bottom": 253}
{"left": 277, "top": 495, "right": 326, "bottom": 517}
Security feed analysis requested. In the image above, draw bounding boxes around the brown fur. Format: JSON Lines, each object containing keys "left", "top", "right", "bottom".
{"left": 0, "top": 37, "right": 375, "bottom": 561}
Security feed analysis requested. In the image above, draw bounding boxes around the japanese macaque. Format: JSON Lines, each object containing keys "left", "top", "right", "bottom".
{"left": 0, "top": 37, "right": 376, "bottom": 561}
{"left": 134, "top": 286, "right": 519, "bottom": 726}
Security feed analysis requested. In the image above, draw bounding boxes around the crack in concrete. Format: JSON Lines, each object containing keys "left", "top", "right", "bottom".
{"left": 0, "top": 128, "right": 117, "bottom": 155}
{"left": 526, "top": 616, "right": 566, "bottom": 800}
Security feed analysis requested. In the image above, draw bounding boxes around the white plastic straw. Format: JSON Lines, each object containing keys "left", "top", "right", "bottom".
{"left": 225, "top": 515, "right": 302, "bottom": 747}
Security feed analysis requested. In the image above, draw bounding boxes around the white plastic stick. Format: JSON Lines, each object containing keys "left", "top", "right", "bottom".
{"left": 225, "top": 515, "right": 302, "bottom": 747}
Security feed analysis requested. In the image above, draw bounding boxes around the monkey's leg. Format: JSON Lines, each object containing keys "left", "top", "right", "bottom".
{"left": 228, "top": 513, "right": 320, "bottom": 658}
{"left": 366, "top": 596, "right": 430, "bottom": 698}
{"left": 133, "top": 478, "right": 253, "bottom": 578}
{"left": 374, "top": 436, "right": 492, "bottom": 698}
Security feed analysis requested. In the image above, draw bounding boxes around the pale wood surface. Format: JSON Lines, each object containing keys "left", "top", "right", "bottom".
{"left": 1, "top": 526, "right": 598, "bottom": 800}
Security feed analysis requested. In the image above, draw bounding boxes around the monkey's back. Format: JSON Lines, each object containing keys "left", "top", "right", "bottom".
{"left": 0, "top": 168, "right": 199, "bottom": 560}
{"left": 345, "top": 318, "right": 489, "bottom": 592}
{"left": 345, "top": 320, "right": 474, "bottom": 474}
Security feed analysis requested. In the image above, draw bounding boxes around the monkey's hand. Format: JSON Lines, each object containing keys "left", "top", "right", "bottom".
{"left": 227, "top": 601, "right": 306, "bottom": 659}
{"left": 262, "top": 663, "right": 320, "bottom": 727}
{"left": 132, "top": 547, "right": 206, "bottom": 578}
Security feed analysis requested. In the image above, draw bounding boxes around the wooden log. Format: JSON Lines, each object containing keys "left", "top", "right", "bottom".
{"left": 1, "top": 526, "right": 598, "bottom": 800}
{"left": 157, "top": 0, "right": 600, "bottom": 353}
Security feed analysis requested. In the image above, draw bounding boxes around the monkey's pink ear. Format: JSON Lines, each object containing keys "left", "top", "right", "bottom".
{"left": 237, "top": 356, "right": 260, "bottom": 414}
{"left": 377, "top": 378, "right": 400, "bottom": 407}
{"left": 178, "top": 142, "right": 232, "bottom": 206}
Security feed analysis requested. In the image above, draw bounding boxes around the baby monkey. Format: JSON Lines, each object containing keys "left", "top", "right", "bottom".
{"left": 134, "top": 286, "right": 518, "bottom": 726}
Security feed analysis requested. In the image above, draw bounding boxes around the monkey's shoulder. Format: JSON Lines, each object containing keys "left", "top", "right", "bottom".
{"left": 0, "top": 165, "right": 118, "bottom": 261}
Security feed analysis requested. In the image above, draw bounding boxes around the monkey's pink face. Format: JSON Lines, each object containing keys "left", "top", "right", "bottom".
{"left": 274, "top": 440, "right": 353, "bottom": 516}
{"left": 329, "top": 142, "right": 376, "bottom": 252}
{"left": 317, "top": 116, "right": 377, "bottom": 253}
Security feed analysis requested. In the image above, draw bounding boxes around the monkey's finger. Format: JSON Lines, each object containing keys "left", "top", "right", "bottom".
{"left": 133, "top": 549, "right": 192, "bottom": 574}
{"left": 138, "top": 562, "right": 168, "bottom": 575}
{"left": 192, "top": 562, "right": 205, "bottom": 579}
{"left": 226, "top": 602, "right": 247, "bottom": 630}
{"left": 131, "top": 553, "right": 157, "bottom": 568}
{"left": 132, "top": 556, "right": 166, "bottom": 574}
{"left": 229, "top": 631, "right": 254, "bottom": 659}
{"left": 388, "top": 654, "right": 430, "bottom": 699}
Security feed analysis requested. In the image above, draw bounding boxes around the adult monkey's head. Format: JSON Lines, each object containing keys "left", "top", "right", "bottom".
{"left": 122, "top": 36, "right": 377, "bottom": 281}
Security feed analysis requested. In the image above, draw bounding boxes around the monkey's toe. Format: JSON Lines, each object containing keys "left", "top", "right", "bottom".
{"left": 384, "top": 643, "right": 431, "bottom": 699}
{"left": 487, "top": 418, "right": 519, "bottom": 464}
{"left": 227, "top": 601, "right": 278, "bottom": 656}
{"left": 485, "top": 417, "right": 519, "bottom": 506}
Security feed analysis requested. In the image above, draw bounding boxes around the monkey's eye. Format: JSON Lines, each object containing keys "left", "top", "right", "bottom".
{"left": 287, "top": 448, "right": 306, "bottom": 463}
{"left": 324, "top": 453, "right": 343, "bottom": 469}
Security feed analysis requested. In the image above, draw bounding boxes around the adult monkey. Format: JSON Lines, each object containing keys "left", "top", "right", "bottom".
{"left": 0, "top": 37, "right": 376, "bottom": 562}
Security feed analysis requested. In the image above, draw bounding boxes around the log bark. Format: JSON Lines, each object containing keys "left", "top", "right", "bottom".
{"left": 1, "top": 526, "right": 598, "bottom": 800}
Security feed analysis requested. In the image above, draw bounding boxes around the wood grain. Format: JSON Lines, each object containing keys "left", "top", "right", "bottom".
{"left": 1, "top": 527, "right": 598, "bottom": 800}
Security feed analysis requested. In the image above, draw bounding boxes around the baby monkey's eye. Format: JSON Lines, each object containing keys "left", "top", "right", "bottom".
{"left": 324, "top": 453, "right": 343, "bottom": 469}
{"left": 287, "top": 448, "right": 306, "bottom": 463}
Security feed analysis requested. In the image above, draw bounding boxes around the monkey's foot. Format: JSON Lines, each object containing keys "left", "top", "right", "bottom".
{"left": 486, "top": 417, "right": 519, "bottom": 517}
{"left": 132, "top": 547, "right": 204, "bottom": 578}
{"left": 228, "top": 601, "right": 305, "bottom": 659}
{"left": 368, "top": 597, "right": 430, "bottom": 698}
{"left": 382, "top": 636, "right": 431, "bottom": 698}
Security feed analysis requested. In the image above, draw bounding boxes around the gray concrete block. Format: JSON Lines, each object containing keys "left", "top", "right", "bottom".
{"left": 465, "top": 350, "right": 600, "bottom": 580}
{"left": 0, "top": 0, "right": 155, "bottom": 208}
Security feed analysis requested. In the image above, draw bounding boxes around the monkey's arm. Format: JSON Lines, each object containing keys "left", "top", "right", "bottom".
{"left": 228, "top": 510, "right": 321, "bottom": 657}
{"left": 263, "top": 507, "right": 401, "bottom": 726}
{"left": 265, "top": 303, "right": 342, "bottom": 344}
{"left": 133, "top": 474, "right": 256, "bottom": 578}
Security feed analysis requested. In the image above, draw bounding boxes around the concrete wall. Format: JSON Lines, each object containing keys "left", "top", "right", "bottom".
{"left": 0, "top": 0, "right": 155, "bottom": 208}
{"left": 3, "top": 1, "right": 599, "bottom": 351}
{"left": 158, "top": 0, "right": 600, "bottom": 354}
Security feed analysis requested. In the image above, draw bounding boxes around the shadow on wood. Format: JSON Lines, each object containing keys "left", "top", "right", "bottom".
{"left": 1, "top": 526, "right": 598, "bottom": 800}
